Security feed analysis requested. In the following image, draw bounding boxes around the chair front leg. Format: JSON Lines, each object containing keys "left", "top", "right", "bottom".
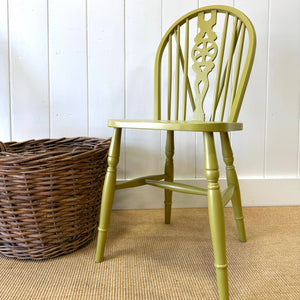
{"left": 203, "top": 132, "right": 229, "bottom": 300}
{"left": 220, "top": 132, "right": 246, "bottom": 242}
{"left": 164, "top": 130, "right": 174, "bottom": 224}
{"left": 95, "top": 128, "right": 122, "bottom": 262}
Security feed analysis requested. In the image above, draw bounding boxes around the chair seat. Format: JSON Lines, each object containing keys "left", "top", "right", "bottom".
{"left": 108, "top": 119, "right": 243, "bottom": 132}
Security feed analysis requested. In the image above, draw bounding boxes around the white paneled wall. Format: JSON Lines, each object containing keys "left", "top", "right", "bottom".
{"left": 49, "top": 0, "right": 89, "bottom": 138}
{"left": 9, "top": 0, "right": 49, "bottom": 140}
{"left": 0, "top": 0, "right": 10, "bottom": 142}
{"left": 0, "top": 0, "right": 299, "bottom": 207}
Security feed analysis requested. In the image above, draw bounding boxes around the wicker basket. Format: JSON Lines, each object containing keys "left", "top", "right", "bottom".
{"left": 0, "top": 137, "right": 110, "bottom": 260}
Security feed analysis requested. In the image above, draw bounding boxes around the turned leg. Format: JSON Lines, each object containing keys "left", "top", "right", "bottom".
{"left": 220, "top": 132, "right": 246, "bottom": 242}
{"left": 164, "top": 130, "right": 174, "bottom": 224}
{"left": 204, "top": 132, "right": 229, "bottom": 300}
{"left": 95, "top": 128, "right": 122, "bottom": 262}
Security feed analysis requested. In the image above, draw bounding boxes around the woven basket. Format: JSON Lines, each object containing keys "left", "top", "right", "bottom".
{"left": 0, "top": 137, "right": 110, "bottom": 260}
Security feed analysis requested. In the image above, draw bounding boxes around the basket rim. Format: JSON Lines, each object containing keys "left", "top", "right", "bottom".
{"left": 0, "top": 137, "right": 111, "bottom": 163}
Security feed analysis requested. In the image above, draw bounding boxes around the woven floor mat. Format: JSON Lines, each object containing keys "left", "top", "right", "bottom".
{"left": 1, "top": 206, "right": 299, "bottom": 299}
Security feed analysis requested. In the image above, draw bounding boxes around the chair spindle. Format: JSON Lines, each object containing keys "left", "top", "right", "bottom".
{"left": 179, "top": 46, "right": 196, "bottom": 111}
{"left": 211, "top": 12, "right": 229, "bottom": 121}
{"left": 182, "top": 19, "right": 189, "bottom": 121}
{"left": 219, "top": 17, "right": 238, "bottom": 121}
{"left": 167, "top": 34, "right": 172, "bottom": 120}
{"left": 175, "top": 26, "right": 180, "bottom": 120}
{"left": 216, "top": 21, "right": 242, "bottom": 113}
{"left": 230, "top": 23, "right": 246, "bottom": 110}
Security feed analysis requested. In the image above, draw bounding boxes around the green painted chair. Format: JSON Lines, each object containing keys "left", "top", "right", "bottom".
{"left": 95, "top": 5, "right": 256, "bottom": 300}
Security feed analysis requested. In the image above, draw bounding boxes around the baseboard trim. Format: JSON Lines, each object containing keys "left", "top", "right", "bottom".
{"left": 112, "top": 178, "right": 300, "bottom": 209}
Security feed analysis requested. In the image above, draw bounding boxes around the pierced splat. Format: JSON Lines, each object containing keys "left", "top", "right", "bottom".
{"left": 192, "top": 11, "right": 218, "bottom": 121}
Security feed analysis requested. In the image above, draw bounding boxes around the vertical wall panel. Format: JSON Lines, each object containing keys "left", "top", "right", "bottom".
{"left": 9, "top": 0, "right": 49, "bottom": 141}
{"left": 162, "top": 0, "right": 198, "bottom": 179}
{"left": 199, "top": 0, "right": 233, "bottom": 7}
{"left": 0, "top": 0, "right": 10, "bottom": 141}
{"left": 265, "top": 0, "right": 300, "bottom": 177}
{"left": 87, "top": 0, "right": 125, "bottom": 178}
{"left": 49, "top": 0, "right": 87, "bottom": 138}
{"left": 299, "top": 105, "right": 300, "bottom": 177}
{"left": 298, "top": 107, "right": 300, "bottom": 177}
{"left": 233, "top": 0, "right": 269, "bottom": 178}
{"left": 163, "top": 0, "right": 198, "bottom": 27}
{"left": 88, "top": 0, "right": 124, "bottom": 138}
{"left": 125, "top": 0, "right": 162, "bottom": 178}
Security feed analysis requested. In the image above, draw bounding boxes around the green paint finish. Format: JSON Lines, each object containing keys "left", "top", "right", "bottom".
{"left": 108, "top": 120, "right": 243, "bottom": 132}
{"left": 221, "top": 132, "right": 246, "bottom": 242}
{"left": 164, "top": 131, "right": 174, "bottom": 224}
{"left": 116, "top": 174, "right": 166, "bottom": 190}
{"left": 96, "top": 5, "right": 256, "bottom": 300}
{"left": 95, "top": 128, "right": 122, "bottom": 262}
{"left": 146, "top": 179, "right": 208, "bottom": 196}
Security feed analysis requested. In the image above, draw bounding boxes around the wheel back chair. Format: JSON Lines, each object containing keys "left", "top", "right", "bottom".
{"left": 95, "top": 5, "right": 256, "bottom": 300}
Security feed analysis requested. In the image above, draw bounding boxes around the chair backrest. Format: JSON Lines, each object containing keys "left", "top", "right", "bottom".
{"left": 154, "top": 5, "right": 256, "bottom": 122}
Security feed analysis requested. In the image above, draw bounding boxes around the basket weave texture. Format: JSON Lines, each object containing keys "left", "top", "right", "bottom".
{"left": 0, "top": 137, "right": 110, "bottom": 260}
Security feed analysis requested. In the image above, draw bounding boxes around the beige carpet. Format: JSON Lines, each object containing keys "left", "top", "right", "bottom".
{"left": 0, "top": 206, "right": 299, "bottom": 300}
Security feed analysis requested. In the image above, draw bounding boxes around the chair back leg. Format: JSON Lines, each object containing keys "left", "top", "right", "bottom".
{"left": 220, "top": 132, "right": 246, "bottom": 242}
{"left": 164, "top": 130, "right": 174, "bottom": 224}
{"left": 95, "top": 128, "right": 122, "bottom": 262}
{"left": 203, "top": 132, "right": 229, "bottom": 300}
